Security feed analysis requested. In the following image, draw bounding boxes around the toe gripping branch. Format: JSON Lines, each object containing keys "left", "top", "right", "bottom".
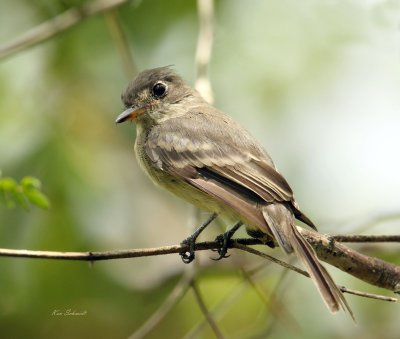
{"left": 179, "top": 214, "right": 245, "bottom": 263}
{"left": 180, "top": 213, "right": 218, "bottom": 263}
{"left": 211, "top": 221, "right": 243, "bottom": 261}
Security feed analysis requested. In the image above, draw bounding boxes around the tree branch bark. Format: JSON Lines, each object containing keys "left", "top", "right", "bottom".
{"left": 0, "top": 230, "right": 399, "bottom": 293}
{"left": 298, "top": 228, "right": 400, "bottom": 293}
{"left": 0, "top": 0, "right": 128, "bottom": 59}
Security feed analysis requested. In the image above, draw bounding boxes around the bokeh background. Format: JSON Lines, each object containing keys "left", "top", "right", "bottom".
{"left": 0, "top": 0, "right": 399, "bottom": 338}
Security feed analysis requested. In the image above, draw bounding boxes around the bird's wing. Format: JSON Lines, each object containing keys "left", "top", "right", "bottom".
{"left": 145, "top": 109, "right": 294, "bottom": 205}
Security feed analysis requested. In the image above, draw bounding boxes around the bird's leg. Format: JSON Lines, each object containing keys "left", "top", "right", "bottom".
{"left": 212, "top": 221, "right": 243, "bottom": 261}
{"left": 180, "top": 212, "right": 218, "bottom": 263}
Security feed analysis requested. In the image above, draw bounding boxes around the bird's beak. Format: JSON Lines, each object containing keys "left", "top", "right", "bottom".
{"left": 115, "top": 105, "right": 147, "bottom": 124}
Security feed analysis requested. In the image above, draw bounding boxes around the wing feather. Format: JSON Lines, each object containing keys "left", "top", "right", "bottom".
{"left": 146, "top": 109, "right": 294, "bottom": 205}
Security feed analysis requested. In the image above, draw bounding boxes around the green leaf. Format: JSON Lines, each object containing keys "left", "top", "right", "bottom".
{"left": 23, "top": 189, "right": 50, "bottom": 209}
{"left": 11, "top": 190, "right": 30, "bottom": 211}
{"left": 21, "top": 176, "right": 42, "bottom": 190}
{"left": 0, "top": 173, "right": 50, "bottom": 210}
{"left": 2, "top": 191, "right": 16, "bottom": 209}
{"left": 0, "top": 177, "right": 17, "bottom": 191}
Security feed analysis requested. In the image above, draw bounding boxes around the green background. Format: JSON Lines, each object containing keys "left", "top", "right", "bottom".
{"left": 0, "top": 0, "right": 399, "bottom": 338}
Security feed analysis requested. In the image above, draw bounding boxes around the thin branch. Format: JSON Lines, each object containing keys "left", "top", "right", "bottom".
{"left": 0, "top": 232, "right": 399, "bottom": 293}
{"left": 184, "top": 264, "right": 300, "bottom": 338}
{"left": 0, "top": 0, "right": 128, "bottom": 59}
{"left": 104, "top": 9, "right": 138, "bottom": 78}
{"left": 128, "top": 273, "right": 193, "bottom": 339}
{"left": 331, "top": 235, "right": 400, "bottom": 243}
{"left": 190, "top": 280, "right": 225, "bottom": 339}
{"left": 186, "top": 7, "right": 216, "bottom": 333}
{"left": 195, "top": 0, "right": 214, "bottom": 103}
{"left": 232, "top": 242, "right": 309, "bottom": 277}
{"left": 298, "top": 228, "right": 400, "bottom": 293}
{"left": 261, "top": 265, "right": 301, "bottom": 337}
{"left": 228, "top": 245, "right": 300, "bottom": 333}
{"left": 236, "top": 243, "right": 397, "bottom": 303}
{"left": 339, "top": 286, "right": 397, "bottom": 302}
{"left": 240, "top": 266, "right": 301, "bottom": 333}
{"left": 0, "top": 239, "right": 259, "bottom": 260}
{"left": 183, "top": 280, "right": 247, "bottom": 339}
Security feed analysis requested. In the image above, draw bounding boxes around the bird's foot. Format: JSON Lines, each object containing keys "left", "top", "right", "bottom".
{"left": 211, "top": 232, "right": 232, "bottom": 261}
{"left": 179, "top": 212, "right": 218, "bottom": 264}
{"left": 211, "top": 221, "right": 243, "bottom": 261}
{"left": 180, "top": 236, "right": 197, "bottom": 264}
{"left": 264, "top": 236, "right": 276, "bottom": 249}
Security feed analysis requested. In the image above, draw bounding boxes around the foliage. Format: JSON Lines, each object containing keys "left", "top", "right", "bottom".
{"left": 0, "top": 171, "right": 50, "bottom": 210}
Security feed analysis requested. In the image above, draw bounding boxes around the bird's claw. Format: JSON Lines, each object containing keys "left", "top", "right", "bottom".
{"left": 180, "top": 251, "right": 195, "bottom": 263}
{"left": 180, "top": 237, "right": 196, "bottom": 264}
{"left": 211, "top": 234, "right": 231, "bottom": 261}
{"left": 211, "top": 252, "right": 230, "bottom": 261}
{"left": 265, "top": 237, "right": 276, "bottom": 249}
{"left": 179, "top": 213, "right": 219, "bottom": 264}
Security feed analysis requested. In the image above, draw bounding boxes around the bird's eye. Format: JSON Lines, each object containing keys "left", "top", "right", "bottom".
{"left": 152, "top": 82, "right": 167, "bottom": 98}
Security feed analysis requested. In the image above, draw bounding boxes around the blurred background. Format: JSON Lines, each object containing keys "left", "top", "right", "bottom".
{"left": 0, "top": 0, "right": 399, "bottom": 338}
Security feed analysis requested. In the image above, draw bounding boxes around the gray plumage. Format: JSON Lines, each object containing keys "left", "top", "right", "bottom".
{"left": 117, "top": 66, "right": 353, "bottom": 318}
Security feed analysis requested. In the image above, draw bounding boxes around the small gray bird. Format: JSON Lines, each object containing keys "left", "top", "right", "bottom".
{"left": 116, "top": 66, "right": 353, "bottom": 317}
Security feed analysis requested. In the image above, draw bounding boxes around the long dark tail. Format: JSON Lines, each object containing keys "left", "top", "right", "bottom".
{"left": 262, "top": 204, "right": 354, "bottom": 320}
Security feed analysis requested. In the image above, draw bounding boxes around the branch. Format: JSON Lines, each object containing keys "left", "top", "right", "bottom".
{"left": 0, "top": 0, "right": 128, "bottom": 59}
{"left": 331, "top": 235, "right": 400, "bottom": 243}
{"left": 194, "top": 0, "right": 214, "bottom": 103}
{"left": 190, "top": 280, "right": 225, "bottom": 339}
{"left": 128, "top": 273, "right": 192, "bottom": 339}
{"left": 339, "top": 286, "right": 397, "bottom": 302}
{"left": 0, "top": 232, "right": 399, "bottom": 293}
{"left": 0, "top": 239, "right": 259, "bottom": 260}
{"left": 104, "top": 9, "right": 138, "bottom": 77}
{"left": 298, "top": 228, "right": 400, "bottom": 293}
{"left": 234, "top": 243, "right": 398, "bottom": 302}
{"left": 240, "top": 265, "right": 301, "bottom": 332}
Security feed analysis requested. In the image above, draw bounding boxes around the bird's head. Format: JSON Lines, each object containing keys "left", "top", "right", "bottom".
{"left": 116, "top": 66, "right": 198, "bottom": 126}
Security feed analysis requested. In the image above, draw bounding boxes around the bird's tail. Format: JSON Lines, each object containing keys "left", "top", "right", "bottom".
{"left": 262, "top": 204, "right": 354, "bottom": 320}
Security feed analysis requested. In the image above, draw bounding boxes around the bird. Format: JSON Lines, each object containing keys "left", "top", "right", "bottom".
{"left": 116, "top": 66, "right": 353, "bottom": 317}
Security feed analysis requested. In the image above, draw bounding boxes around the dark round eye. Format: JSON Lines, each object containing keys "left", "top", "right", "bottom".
{"left": 152, "top": 82, "right": 167, "bottom": 98}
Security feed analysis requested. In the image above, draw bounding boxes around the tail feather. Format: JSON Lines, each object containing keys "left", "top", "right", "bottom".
{"left": 262, "top": 204, "right": 354, "bottom": 320}
{"left": 291, "top": 225, "right": 355, "bottom": 320}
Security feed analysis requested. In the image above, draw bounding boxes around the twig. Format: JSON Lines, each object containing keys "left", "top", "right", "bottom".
{"left": 190, "top": 280, "right": 225, "bottom": 339}
{"left": 298, "top": 228, "right": 400, "bottom": 293}
{"left": 0, "top": 239, "right": 259, "bottom": 260}
{"left": 0, "top": 0, "right": 128, "bottom": 59}
{"left": 184, "top": 263, "right": 300, "bottom": 338}
{"left": 331, "top": 235, "right": 400, "bottom": 243}
{"left": 104, "top": 9, "right": 137, "bottom": 77}
{"left": 261, "top": 265, "right": 301, "bottom": 337}
{"left": 232, "top": 242, "right": 309, "bottom": 278}
{"left": 235, "top": 243, "right": 397, "bottom": 303}
{"left": 186, "top": 7, "right": 217, "bottom": 334}
{"left": 194, "top": 0, "right": 214, "bottom": 103}
{"left": 339, "top": 286, "right": 397, "bottom": 302}
{"left": 128, "top": 273, "right": 193, "bottom": 339}
{"left": 0, "top": 233, "right": 399, "bottom": 293}
{"left": 240, "top": 266, "right": 301, "bottom": 333}
{"left": 183, "top": 280, "right": 247, "bottom": 339}
{"left": 227, "top": 245, "right": 300, "bottom": 333}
